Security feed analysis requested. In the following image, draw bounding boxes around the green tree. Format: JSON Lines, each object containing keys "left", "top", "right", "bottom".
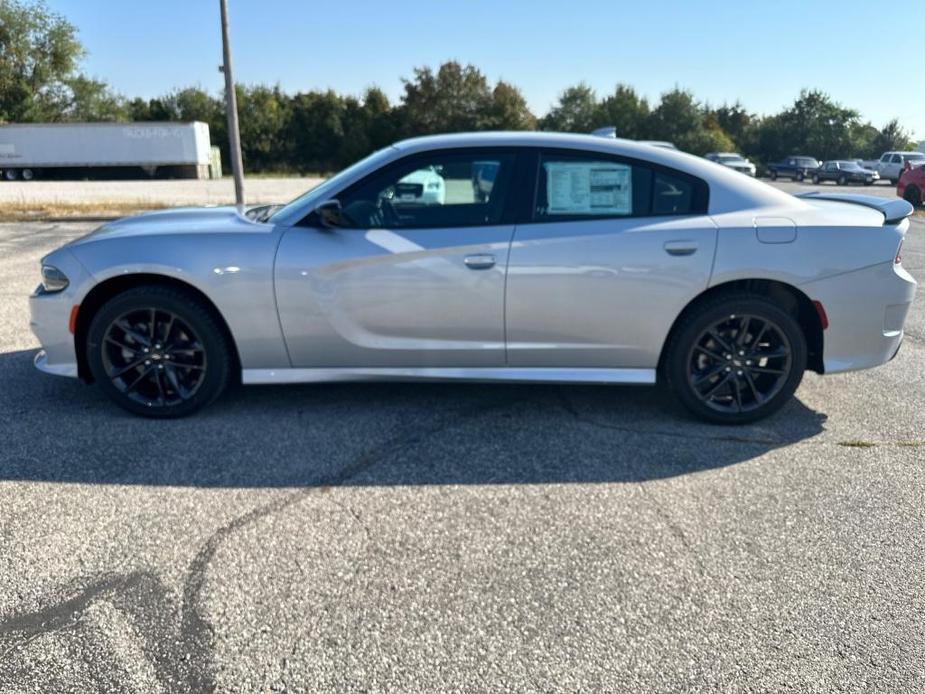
{"left": 236, "top": 84, "right": 289, "bottom": 170}
{"left": 648, "top": 88, "right": 733, "bottom": 155}
{"left": 62, "top": 74, "right": 127, "bottom": 121}
{"left": 708, "top": 102, "right": 752, "bottom": 149}
{"left": 867, "top": 118, "right": 915, "bottom": 157}
{"left": 540, "top": 84, "right": 598, "bottom": 132}
{"left": 398, "top": 61, "right": 497, "bottom": 135}
{"left": 485, "top": 81, "right": 536, "bottom": 130}
{"left": 774, "top": 89, "right": 859, "bottom": 161}
{"left": 0, "top": 0, "right": 123, "bottom": 122}
{"left": 286, "top": 90, "right": 348, "bottom": 172}
{"left": 595, "top": 84, "right": 649, "bottom": 139}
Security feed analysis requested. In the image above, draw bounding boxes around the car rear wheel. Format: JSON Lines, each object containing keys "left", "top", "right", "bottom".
{"left": 87, "top": 285, "right": 233, "bottom": 418}
{"left": 769, "top": 171, "right": 777, "bottom": 181}
{"left": 811, "top": 174, "right": 820, "bottom": 184}
{"left": 664, "top": 295, "right": 807, "bottom": 425}
{"left": 837, "top": 174, "right": 847, "bottom": 186}
{"left": 905, "top": 185, "right": 922, "bottom": 208}
{"left": 795, "top": 171, "right": 804, "bottom": 182}
{"left": 3, "top": 168, "right": 18, "bottom": 181}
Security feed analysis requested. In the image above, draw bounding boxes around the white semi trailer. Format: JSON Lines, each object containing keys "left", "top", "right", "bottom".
{"left": 0, "top": 122, "right": 214, "bottom": 181}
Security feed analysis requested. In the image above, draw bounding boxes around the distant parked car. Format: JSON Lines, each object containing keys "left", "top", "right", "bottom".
{"left": 392, "top": 166, "right": 446, "bottom": 206}
{"left": 898, "top": 163, "right": 924, "bottom": 207}
{"left": 705, "top": 152, "right": 756, "bottom": 176}
{"left": 767, "top": 156, "right": 821, "bottom": 181}
{"left": 876, "top": 151, "right": 925, "bottom": 184}
{"left": 811, "top": 160, "right": 879, "bottom": 186}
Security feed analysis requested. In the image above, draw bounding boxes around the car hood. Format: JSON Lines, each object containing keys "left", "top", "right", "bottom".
{"left": 69, "top": 206, "right": 265, "bottom": 246}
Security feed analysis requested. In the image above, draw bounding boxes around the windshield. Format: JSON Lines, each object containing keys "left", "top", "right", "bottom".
{"left": 269, "top": 147, "right": 396, "bottom": 222}
{"left": 717, "top": 154, "right": 746, "bottom": 162}
{"left": 839, "top": 162, "right": 862, "bottom": 170}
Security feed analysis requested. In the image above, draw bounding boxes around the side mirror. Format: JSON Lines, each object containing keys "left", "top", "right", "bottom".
{"left": 315, "top": 199, "right": 345, "bottom": 229}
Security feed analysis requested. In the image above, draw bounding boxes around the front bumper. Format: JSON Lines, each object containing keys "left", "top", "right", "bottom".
{"left": 28, "top": 249, "right": 90, "bottom": 380}
{"left": 801, "top": 260, "right": 917, "bottom": 374}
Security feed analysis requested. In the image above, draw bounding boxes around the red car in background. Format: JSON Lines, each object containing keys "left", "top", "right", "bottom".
{"left": 898, "top": 161, "right": 924, "bottom": 207}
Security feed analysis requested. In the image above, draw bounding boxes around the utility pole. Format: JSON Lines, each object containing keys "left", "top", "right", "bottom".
{"left": 219, "top": 0, "right": 244, "bottom": 207}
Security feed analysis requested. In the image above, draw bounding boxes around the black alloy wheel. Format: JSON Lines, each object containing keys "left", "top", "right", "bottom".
{"left": 686, "top": 314, "right": 792, "bottom": 415}
{"left": 100, "top": 308, "right": 207, "bottom": 407}
{"left": 87, "top": 285, "right": 232, "bottom": 417}
{"left": 665, "top": 295, "right": 807, "bottom": 424}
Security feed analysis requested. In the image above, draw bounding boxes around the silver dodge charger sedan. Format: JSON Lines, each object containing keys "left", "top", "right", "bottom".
{"left": 30, "top": 132, "right": 916, "bottom": 424}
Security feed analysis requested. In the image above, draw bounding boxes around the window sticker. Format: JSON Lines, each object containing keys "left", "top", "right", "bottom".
{"left": 545, "top": 162, "right": 632, "bottom": 215}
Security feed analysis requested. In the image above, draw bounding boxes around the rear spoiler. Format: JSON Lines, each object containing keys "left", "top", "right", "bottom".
{"left": 797, "top": 192, "right": 914, "bottom": 225}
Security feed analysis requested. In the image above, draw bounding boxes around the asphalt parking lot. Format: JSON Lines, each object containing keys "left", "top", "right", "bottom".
{"left": 0, "top": 184, "right": 923, "bottom": 692}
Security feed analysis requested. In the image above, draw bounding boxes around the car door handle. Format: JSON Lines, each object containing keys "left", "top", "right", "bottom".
{"left": 464, "top": 254, "right": 496, "bottom": 269}
{"left": 664, "top": 241, "right": 698, "bottom": 256}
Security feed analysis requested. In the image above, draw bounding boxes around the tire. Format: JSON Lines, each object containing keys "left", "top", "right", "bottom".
{"left": 795, "top": 171, "right": 804, "bottom": 182}
{"left": 3, "top": 168, "right": 19, "bottom": 181}
{"left": 769, "top": 170, "right": 778, "bottom": 181}
{"left": 664, "top": 294, "right": 807, "bottom": 425}
{"left": 812, "top": 174, "right": 820, "bottom": 184}
{"left": 837, "top": 175, "right": 846, "bottom": 186}
{"left": 21, "top": 168, "right": 34, "bottom": 181}
{"left": 86, "top": 285, "right": 233, "bottom": 418}
{"left": 905, "top": 185, "right": 922, "bottom": 208}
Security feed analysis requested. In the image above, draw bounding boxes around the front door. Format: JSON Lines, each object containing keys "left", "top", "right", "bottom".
{"left": 275, "top": 149, "right": 518, "bottom": 368}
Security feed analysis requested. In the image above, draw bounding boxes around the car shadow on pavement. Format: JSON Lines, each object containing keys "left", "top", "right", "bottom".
{"left": 0, "top": 349, "right": 827, "bottom": 488}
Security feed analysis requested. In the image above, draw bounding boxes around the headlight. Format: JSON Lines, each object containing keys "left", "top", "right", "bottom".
{"left": 41, "top": 265, "right": 69, "bottom": 293}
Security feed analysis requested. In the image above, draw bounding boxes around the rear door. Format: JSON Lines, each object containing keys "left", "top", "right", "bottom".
{"left": 505, "top": 149, "right": 717, "bottom": 369}
{"left": 275, "top": 148, "right": 520, "bottom": 367}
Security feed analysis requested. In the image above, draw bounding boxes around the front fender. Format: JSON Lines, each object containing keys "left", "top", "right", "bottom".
{"left": 68, "top": 232, "right": 291, "bottom": 370}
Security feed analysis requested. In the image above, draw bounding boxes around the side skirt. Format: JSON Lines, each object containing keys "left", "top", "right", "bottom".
{"left": 241, "top": 367, "right": 657, "bottom": 386}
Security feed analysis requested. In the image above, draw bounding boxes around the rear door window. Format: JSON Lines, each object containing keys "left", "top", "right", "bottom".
{"left": 531, "top": 150, "right": 707, "bottom": 220}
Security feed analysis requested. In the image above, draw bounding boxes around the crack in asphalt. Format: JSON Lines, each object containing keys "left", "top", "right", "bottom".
{"left": 0, "top": 394, "right": 523, "bottom": 692}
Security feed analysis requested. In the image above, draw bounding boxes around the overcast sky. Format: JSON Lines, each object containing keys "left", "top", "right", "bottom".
{"left": 53, "top": 0, "right": 923, "bottom": 138}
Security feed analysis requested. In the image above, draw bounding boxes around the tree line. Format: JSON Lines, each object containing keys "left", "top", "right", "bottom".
{"left": 1, "top": 0, "right": 917, "bottom": 174}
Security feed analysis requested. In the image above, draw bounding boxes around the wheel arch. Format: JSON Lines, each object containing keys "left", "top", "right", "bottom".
{"left": 74, "top": 273, "right": 241, "bottom": 382}
{"left": 658, "top": 278, "right": 825, "bottom": 377}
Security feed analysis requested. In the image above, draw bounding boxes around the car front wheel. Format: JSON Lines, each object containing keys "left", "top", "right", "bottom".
{"left": 812, "top": 174, "right": 820, "bottom": 184}
{"left": 664, "top": 295, "right": 807, "bottom": 424}
{"left": 86, "top": 285, "right": 233, "bottom": 417}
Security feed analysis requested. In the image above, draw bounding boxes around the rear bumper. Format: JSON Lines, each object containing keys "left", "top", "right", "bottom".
{"left": 801, "top": 260, "right": 917, "bottom": 374}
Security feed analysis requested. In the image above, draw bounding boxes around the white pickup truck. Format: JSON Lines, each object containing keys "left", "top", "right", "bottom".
{"left": 874, "top": 151, "right": 925, "bottom": 184}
